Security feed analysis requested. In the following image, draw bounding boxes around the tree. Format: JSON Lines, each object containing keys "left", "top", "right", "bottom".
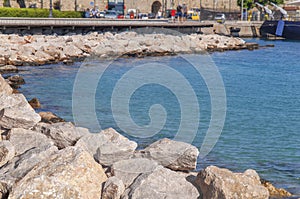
{"left": 3, "top": 0, "right": 11, "bottom": 7}
{"left": 17, "top": 0, "right": 26, "bottom": 8}
{"left": 237, "top": 0, "right": 284, "bottom": 10}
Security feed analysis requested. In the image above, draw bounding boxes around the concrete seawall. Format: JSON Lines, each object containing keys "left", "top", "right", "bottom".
{"left": 203, "top": 21, "right": 263, "bottom": 38}
{"left": 0, "top": 18, "right": 263, "bottom": 37}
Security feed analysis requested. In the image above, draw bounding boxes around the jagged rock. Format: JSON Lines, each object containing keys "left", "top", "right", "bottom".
{"left": 0, "top": 140, "right": 15, "bottom": 167}
{"left": 8, "top": 147, "right": 107, "bottom": 199}
{"left": 102, "top": 176, "right": 125, "bottom": 199}
{"left": 41, "top": 45, "right": 61, "bottom": 58}
{"left": 0, "top": 93, "right": 41, "bottom": 129}
{"left": 195, "top": 166, "right": 269, "bottom": 199}
{"left": 136, "top": 138, "right": 199, "bottom": 171}
{"left": 0, "top": 65, "right": 18, "bottom": 73}
{"left": 9, "top": 128, "right": 54, "bottom": 156}
{"left": 38, "top": 111, "right": 65, "bottom": 123}
{"left": 76, "top": 128, "right": 137, "bottom": 166}
{"left": 0, "top": 146, "right": 58, "bottom": 187}
{"left": 111, "top": 158, "right": 159, "bottom": 188}
{"left": 0, "top": 74, "right": 13, "bottom": 95}
{"left": 0, "top": 182, "right": 9, "bottom": 199}
{"left": 63, "top": 45, "right": 83, "bottom": 57}
{"left": 261, "top": 179, "right": 292, "bottom": 198}
{"left": 7, "top": 75, "right": 25, "bottom": 85}
{"left": 28, "top": 97, "right": 41, "bottom": 109}
{"left": 95, "top": 128, "right": 138, "bottom": 166}
{"left": 24, "top": 35, "right": 34, "bottom": 43}
{"left": 122, "top": 166, "right": 200, "bottom": 199}
{"left": 32, "top": 122, "right": 88, "bottom": 149}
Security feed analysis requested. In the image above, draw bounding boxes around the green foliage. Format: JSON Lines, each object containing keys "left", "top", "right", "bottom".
{"left": 0, "top": 7, "right": 83, "bottom": 18}
{"left": 237, "top": 0, "right": 284, "bottom": 9}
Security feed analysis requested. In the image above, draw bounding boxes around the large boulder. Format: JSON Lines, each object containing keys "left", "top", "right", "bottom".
{"left": 137, "top": 138, "right": 199, "bottom": 171}
{"left": 33, "top": 122, "right": 88, "bottom": 149}
{"left": 0, "top": 74, "right": 13, "bottom": 95}
{"left": 0, "top": 93, "right": 41, "bottom": 129}
{"left": 111, "top": 158, "right": 159, "bottom": 188}
{"left": 0, "top": 146, "right": 58, "bottom": 187}
{"left": 76, "top": 128, "right": 137, "bottom": 166}
{"left": 8, "top": 146, "right": 107, "bottom": 199}
{"left": 0, "top": 140, "right": 15, "bottom": 167}
{"left": 102, "top": 176, "right": 125, "bottom": 199}
{"left": 8, "top": 128, "right": 54, "bottom": 156}
{"left": 195, "top": 166, "right": 269, "bottom": 199}
{"left": 122, "top": 166, "right": 200, "bottom": 199}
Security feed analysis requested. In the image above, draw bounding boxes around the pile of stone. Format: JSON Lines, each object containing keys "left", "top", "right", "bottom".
{"left": 0, "top": 32, "right": 250, "bottom": 66}
{"left": 0, "top": 74, "right": 292, "bottom": 198}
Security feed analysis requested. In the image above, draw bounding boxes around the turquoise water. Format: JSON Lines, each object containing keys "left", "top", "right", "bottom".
{"left": 15, "top": 39, "right": 299, "bottom": 195}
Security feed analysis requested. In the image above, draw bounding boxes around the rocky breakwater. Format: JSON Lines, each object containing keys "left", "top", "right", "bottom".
{"left": 0, "top": 32, "right": 255, "bottom": 66}
{"left": 0, "top": 73, "right": 293, "bottom": 199}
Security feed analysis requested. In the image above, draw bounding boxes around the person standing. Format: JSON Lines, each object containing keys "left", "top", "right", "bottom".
{"left": 176, "top": 4, "right": 182, "bottom": 23}
{"left": 182, "top": 2, "right": 188, "bottom": 22}
{"left": 171, "top": 9, "right": 176, "bottom": 22}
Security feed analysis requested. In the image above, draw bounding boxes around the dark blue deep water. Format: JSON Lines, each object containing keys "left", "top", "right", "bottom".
{"left": 15, "top": 39, "right": 299, "bottom": 195}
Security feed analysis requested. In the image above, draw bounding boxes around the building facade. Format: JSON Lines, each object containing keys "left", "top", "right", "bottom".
{"left": 3, "top": 0, "right": 295, "bottom": 13}
{"left": 0, "top": 0, "right": 239, "bottom": 12}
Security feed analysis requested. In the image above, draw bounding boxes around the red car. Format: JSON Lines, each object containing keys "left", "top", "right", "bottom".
{"left": 117, "top": 14, "right": 124, "bottom": 19}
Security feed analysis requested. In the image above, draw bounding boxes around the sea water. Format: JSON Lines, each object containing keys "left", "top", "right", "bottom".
{"left": 15, "top": 39, "right": 300, "bottom": 195}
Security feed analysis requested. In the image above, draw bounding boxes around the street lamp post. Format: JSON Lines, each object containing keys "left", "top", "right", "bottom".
{"left": 241, "top": 0, "right": 243, "bottom": 20}
{"left": 49, "top": 0, "right": 53, "bottom": 18}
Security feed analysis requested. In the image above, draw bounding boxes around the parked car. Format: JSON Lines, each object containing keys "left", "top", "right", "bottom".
{"left": 99, "top": 11, "right": 105, "bottom": 18}
{"left": 105, "top": 10, "right": 118, "bottom": 19}
{"left": 215, "top": 13, "right": 225, "bottom": 23}
{"left": 138, "top": 13, "right": 148, "bottom": 19}
{"left": 148, "top": 13, "right": 156, "bottom": 19}
{"left": 191, "top": 12, "right": 200, "bottom": 21}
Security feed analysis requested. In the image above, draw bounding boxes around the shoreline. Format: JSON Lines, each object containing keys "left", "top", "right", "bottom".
{"left": 0, "top": 31, "right": 269, "bottom": 67}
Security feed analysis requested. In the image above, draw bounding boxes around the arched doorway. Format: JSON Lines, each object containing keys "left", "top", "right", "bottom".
{"left": 151, "top": 1, "right": 162, "bottom": 14}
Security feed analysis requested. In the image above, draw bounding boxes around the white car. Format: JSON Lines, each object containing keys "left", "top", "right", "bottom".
{"left": 105, "top": 10, "right": 118, "bottom": 19}
{"left": 215, "top": 13, "right": 225, "bottom": 23}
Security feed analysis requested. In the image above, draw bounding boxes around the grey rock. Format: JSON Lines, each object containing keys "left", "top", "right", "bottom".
{"left": 0, "top": 93, "right": 41, "bottom": 129}
{"left": 95, "top": 128, "right": 137, "bottom": 166}
{"left": 0, "top": 146, "right": 58, "bottom": 187}
{"left": 0, "top": 140, "right": 15, "bottom": 167}
{"left": 63, "top": 44, "right": 83, "bottom": 57}
{"left": 138, "top": 138, "right": 199, "bottom": 171}
{"left": 102, "top": 176, "right": 125, "bottom": 199}
{"left": 8, "top": 146, "right": 107, "bottom": 199}
{"left": 195, "top": 165, "right": 269, "bottom": 199}
{"left": 112, "top": 158, "right": 159, "bottom": 188}
{"left": 0, "top": 74, "right": 13, "bottom": 95}
{"left": 76, "top": 128, "right": 137, "bottom": 166}
{"left": 33, "top": 122, "right": 88, "bottom": 149}
{"left": 9, "top": 128, "right": 54, "bottom": 156}
{"left": 122, "top": 166, "right": 200, "bottom": 199}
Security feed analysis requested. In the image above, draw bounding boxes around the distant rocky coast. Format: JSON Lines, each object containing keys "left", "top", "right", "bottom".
{"left": 0, "top": 31, "right": 261, "bottom": 66}
{"left": 0, "top": 72, "right": 293, "bottom": 198}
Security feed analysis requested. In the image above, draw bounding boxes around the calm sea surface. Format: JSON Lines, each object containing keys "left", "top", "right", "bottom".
{"left": 14, "top": 39, "right": 299, "bottom": 195}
